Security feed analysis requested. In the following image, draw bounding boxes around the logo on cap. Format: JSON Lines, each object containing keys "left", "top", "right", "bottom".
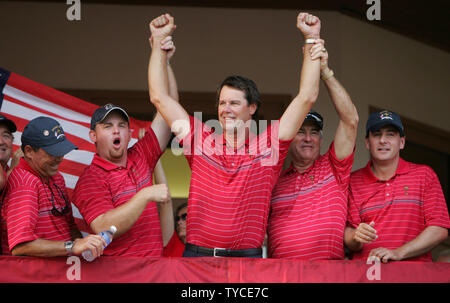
{"left": 379, "top": 110, "right": 394, "bottom": 121}
{"left": 52, "top": 125, "right": 65, "bottom": 140}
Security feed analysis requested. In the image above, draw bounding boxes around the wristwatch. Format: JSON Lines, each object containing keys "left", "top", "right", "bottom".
{"left": 64, "top": 241, "right": 74, "bottom": 256}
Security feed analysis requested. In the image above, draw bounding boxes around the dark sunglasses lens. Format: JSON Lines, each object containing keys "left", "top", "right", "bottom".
{"left": 176, "top": 213, "right": 187, "bottom": 222}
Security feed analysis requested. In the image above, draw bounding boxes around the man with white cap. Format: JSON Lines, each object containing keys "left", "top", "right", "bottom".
{"left": 1, "top": 116, "right": 105, "bottom": 257}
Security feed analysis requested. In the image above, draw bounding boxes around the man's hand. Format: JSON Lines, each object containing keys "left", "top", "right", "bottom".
{"left": 149, "top": 36, "right": 176, "bottom": 61}
{"left": 309, "top": 39, "right": 328, "bottom": 72}
{"left": 353, "top": 221, "right": 378, "bottom": 244}
{"left": 72, "top": 234, "right": 106, "bottom": 257}
{"left": 296, "top": 12, "right": 321, "bottom": 39}
{"left": 368, "top": 247, "right": 403, "bottom": 263}
{"left": 141, "top": 183, "right": 170, "bottom": 203}
{"left": 149, "top": 14, "right": 176, "bottom": 42}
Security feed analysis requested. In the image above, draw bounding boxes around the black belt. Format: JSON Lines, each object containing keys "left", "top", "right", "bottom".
{"left": 185, "top": 243, "right": 262, "bottom": 257}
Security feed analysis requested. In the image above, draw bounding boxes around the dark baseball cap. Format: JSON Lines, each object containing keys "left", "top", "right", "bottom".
{"left": 21, "top": 116, "right": 78, "bottom": 157}
{"left": 303, "top": 110, "right": 323, "bottom": 130}
{"left": 0, "top": 113, "right": 17, "bottom": 133}
{"left": 90, "top": 103, "right": 129, "bottom": 130}
{"left": 366, "top": 110, "right": 404, "bottom": 137}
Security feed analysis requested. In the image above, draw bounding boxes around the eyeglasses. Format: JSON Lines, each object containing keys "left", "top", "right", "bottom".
{"left": 175, "top": 213, "right": 187, "bottom": 222}
{"left": 43, "top": 182, "right": 71, "bottom": 217}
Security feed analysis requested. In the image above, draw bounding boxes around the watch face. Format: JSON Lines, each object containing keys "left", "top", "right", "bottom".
{"left": 65, "top": 241, "right": 74, "bottom": 252}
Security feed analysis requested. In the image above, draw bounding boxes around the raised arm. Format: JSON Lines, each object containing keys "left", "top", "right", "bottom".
{"left": 311, "top": 39, "right": 358, "bottom": 160}
{"left": 148, "top": 14, "right": 190, "bottom": 140}
{"left": 153, "top": 159, "right": 175, "bottom": 247}
{"left": 278, "top": 12, "right": 321, "bottom": 141}
{"left": 150, "top": 35, "right": 180, "bottom": 151}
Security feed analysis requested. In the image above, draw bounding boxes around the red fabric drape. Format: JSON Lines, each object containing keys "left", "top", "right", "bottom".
{"left": 0, "top": 256, "right": 448, "bottom": 283}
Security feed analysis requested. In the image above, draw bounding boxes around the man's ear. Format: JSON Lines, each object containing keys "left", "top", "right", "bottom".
{"left": 365, "top": 137, "right": 370, "bottom": 150}
{"left": 89, "top": 129, "right": 97, "bottom": 143}
{"left": 22, "top": 145, "right": 34, "bottom": 160}
{"left": 249, "top": 103, "right": 257, "bottom": 116}
{"left": 400, "top": 136, "right": 406, "bottom": 150}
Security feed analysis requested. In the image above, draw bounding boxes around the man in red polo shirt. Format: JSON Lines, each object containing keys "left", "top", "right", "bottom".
{"left": 267, "top": 42, "right": 359, "bottom": 259}
{"left": 73, "top": 36, "right": 180, "bottom": 257}
{"left": 1, "top": 117, "right": 105, "bottom": 257}
{"left": 345, "top": 110, "right": 450, "bottom": 262}
{"left": 0, "top": 114, "right": 17, "bottom": 195}
{"left": 0, "top": 114, "right": 19, "bottom": 254}
{"left": 148, "top": 12, "right": 321, "bottom": 257}
{"left": 163, "top": 203, "right": 187, "bottom": 257}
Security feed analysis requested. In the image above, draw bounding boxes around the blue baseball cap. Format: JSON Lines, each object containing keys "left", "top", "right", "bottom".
{"left": 303, "top": 110, "right": 323, "bottom": 130}
{"left": 366, "top": 110, "right": 404, "bottom": 137}
{"left": 90, "top": 103, "right": 129, "bottom": 130}
{"left": 21, "top": 117, "right": 78, "bottom": 157}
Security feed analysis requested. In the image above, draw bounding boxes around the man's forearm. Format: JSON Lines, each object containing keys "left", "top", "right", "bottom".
{"left": 395, "top": 225, "right": 448, "bottom": 260}
{"left": 12, "top": 238, "right": 67, "bottom": 257}
{"left": 149, "top": 38, "right": 170, "bottom": 107}
{"left": 278, "top": 43, "right": 320, "bottom": 140}
{"left": 323, "top": 75, "right": 358, "bottom": 128}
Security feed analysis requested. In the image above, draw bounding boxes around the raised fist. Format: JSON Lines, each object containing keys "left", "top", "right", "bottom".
{"left": 144, "top": 183, "right": 170, "bottom": 203}
{"left": 149, "top": 13, "right": 176, "bottom": 41}
{"left": 296, "top": 12, "right": 321, "bottom": 39}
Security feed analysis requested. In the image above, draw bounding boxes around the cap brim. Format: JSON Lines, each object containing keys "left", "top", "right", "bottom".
{"left": 101, "top": 108, "right": 129, "bottom": 123}
{"left": 303, "top": 117, "right": 323, "bottom": 130}
{"left": 367, "top": 121, "right": 404, "bottom": 136}
{"left": 0, "top": 119, "right": 17, "bottom": 133}
{"left": 42, "top": 139, "right": 78, "bottom": 157}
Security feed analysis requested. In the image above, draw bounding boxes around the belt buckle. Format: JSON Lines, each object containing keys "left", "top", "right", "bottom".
{"left": 213, "top": 247, "right": 226, "bottom": 257}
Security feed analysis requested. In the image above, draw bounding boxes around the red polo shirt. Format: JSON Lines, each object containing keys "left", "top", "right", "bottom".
{"left": 0, "top": 164, "right": 9, "bottom": 254}
{"left": 73, "top": 128, "right": 163, "bottom": 257}
{"left": 179, "top": 116, "right": 291, "bottom": 249}
{"left": 268, "top": 142, "right": 354, "bottom": 259}
{"left": 348, "top": 158, "right": 450, "bottom": 261}
{"left": 1, "top": 158, "right": 76, "bottom": 254}
{"left": 163, "top": 231, "right": 185, "bottom": 257}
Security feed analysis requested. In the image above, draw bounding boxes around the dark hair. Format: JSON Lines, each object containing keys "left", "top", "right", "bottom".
{"left": 175, "top": 202, "right": 188, "bottom": 215}
{"left": 21, "top": 145, "right": 40, "bottom": 153}
{"left": 217, "top": 75, "right": 261, "bottom": 119}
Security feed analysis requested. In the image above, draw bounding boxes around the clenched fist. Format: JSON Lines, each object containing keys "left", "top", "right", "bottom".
{"left": 149, "top": 13, "right": 176, "bottom": 42}
{"left": 141, "top": 183, "right": 170, "bottom": 203}
{"left": 296, "top": 12, "right": 321, "bottom": 39}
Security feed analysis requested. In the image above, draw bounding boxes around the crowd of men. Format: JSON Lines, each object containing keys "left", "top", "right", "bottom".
{"left": 0, "top": 12, "right": 448, "bottom": 263}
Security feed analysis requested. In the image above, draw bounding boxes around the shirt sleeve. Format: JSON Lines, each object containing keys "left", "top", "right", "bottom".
{"left": 328, "top": 141, "right": 355, "bottom": 188}
{"left": 72, "top": 171, "right": 115, "bottom": 225}
{"left": 4, "top": 183, "right": 39, "bottom": 251}
{"left": 423, "top": 166, "right": 450, "bottom": 229}
{"left": 130, "top": 126, "right": 163, "bottom": 171}
{"left": 258, "top": 119, "right": 292, "bottom": 170}
{"left": 346, "top": 185, "right": 362, "bottom": 229}
{"left": 178, "top": 115, "right": 202, "bottom": 167}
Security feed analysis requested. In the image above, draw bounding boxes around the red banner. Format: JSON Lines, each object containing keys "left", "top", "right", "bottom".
{"left": 0, "top": 256, "right": 448, "bottom": 283}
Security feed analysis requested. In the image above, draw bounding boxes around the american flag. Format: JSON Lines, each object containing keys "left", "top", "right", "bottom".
{"left": 0, "top": 67, "right": 151, "bottom": 232}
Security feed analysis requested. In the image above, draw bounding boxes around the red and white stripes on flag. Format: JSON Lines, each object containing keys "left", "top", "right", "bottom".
{"left": 0, "top": 67, "right": 151, "bottom": 232}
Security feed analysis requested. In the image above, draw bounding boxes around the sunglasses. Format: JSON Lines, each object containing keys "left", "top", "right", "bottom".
{"left": 43, "top": 182, "right": 71, "bottom": 217}
{"left": 175, "top": 213, "right": 187, "bottom": 222}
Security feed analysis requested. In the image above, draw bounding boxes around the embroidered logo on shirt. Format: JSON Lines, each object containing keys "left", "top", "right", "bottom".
{"left": 404, "top": 186, "right": 409, "bottom": 195}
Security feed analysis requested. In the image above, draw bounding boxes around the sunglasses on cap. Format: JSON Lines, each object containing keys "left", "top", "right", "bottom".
{"left": 175, "top": 213, "right": 187, "bottom": 222}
